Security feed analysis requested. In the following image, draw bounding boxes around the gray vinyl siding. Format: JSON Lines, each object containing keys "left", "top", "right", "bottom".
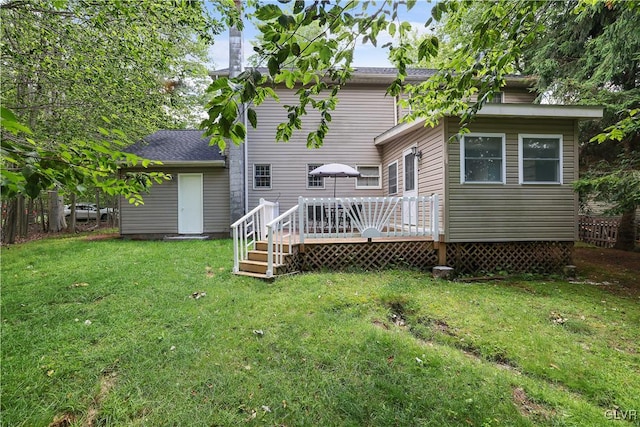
{"left": 381, "top": 123, "right": 446, "bottom": 231}
{"left": 503, "top": 88, "right": 536, "bottom": 104}
{"left": 119, "top": 167, "right": 229, "bottom": 235}
{"left": 445, "top": 117, "right": 578, "bottom": 242}
{"left": 247, "top": 85, "right": 394, "bottom": 210}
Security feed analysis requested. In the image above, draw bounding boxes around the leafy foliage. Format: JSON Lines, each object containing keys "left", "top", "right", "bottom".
{"left": 1, "top": 107, "right": 169, "bottom": 205}
{"left": 0, "top": 0, "right": 232, "bottom": 200}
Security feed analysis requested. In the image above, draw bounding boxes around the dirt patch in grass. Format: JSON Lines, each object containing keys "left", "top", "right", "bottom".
{"left": 49, "top": 413, "right": 76, "bottom": 427}
{"left": 512, "top": 387, "right": 556, "bottom": 421}
{"left": 573, "top": 246, "right": 640, "bottom": 297}
{"left": 84, "top": 371, "right": 118, "bottom": 427}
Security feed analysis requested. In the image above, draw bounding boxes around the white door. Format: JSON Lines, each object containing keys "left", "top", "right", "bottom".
{"left": 403, "top": 148, "right": 418, "bottom": 226}
{"left": 178, "top": 174, "right": 203, "bottom": 234}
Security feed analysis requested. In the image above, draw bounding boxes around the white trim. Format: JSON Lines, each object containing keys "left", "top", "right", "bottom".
{"left": 460, "top": 133, "right": 506, "bottom": 184}
{"left": 253, "top": 163, "right": 272, "bottom": 190}
{"left": 306, "top": 163, "right": 325, "bottom": 190}
{"left": 477, "top": 103, "right": 603, "bottom": 119}
{"left": 355, "top": 164, "right": 382, "bottom": 189}
{"left": 518, "top": 134, "right": 563, "bottom": 185}
{"left": 146, "top": 160, "right": 226, "bottom": 167}
{"left": 387, "top": 160, "right": 399, "bottom": 195}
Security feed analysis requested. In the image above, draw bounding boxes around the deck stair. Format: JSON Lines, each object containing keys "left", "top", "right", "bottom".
{"left": 236, "top": 241, "right": 298, "bottom": 278}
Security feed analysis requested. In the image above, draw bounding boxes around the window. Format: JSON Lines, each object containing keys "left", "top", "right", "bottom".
{"left": 253, "top": 164, "right": 271, "bottom": 189}
{"left": 461, "top": 133, "right": 506, "bottom": 184}
{"left": 488, "top": 91, "right": 503, "bottom": 104}
{"left": 307, "top": 163, "right": 324, "bottom": 189}
{"left": 519, "top": 134, "right": 562, "bottom": 184}
{"left": 356, "top": 165, "right": 381, "bottom": 189}
{"left": 404, "top": 152, "right": 416, "bottom": 191}
{"left": 387, "top": 161, "right": 398, "bottom": 195}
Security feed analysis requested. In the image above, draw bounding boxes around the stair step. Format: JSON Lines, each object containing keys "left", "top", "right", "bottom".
{"left": 248, "top": 250, "right": 268, "bottom": 262}
{"left": 234, "top": 270, "right": 274, "bottom": 281}
{"left": 255, "top": 241, "right": 295, "bottom": 252}
{"left": 239, "top": 260, "right": 269, "bottom": 274}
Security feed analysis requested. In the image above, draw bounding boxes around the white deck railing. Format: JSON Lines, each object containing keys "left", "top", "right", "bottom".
{"left": 231, "top": 198, "right": 279, "bottom": 273}
{"left": 298, "top": 196, "right": 439, "bottom": 241}
{"left": 255, "top": 195, "right": 440, "bottom": 278}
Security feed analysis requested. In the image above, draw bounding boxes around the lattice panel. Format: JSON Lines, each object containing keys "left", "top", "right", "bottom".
{"left": 302, "top": 241, "right": 438, "bottom": 272}
{"left": 446, "top": 242, "right": 573, "bottom": 274}
{"left": 275, "top": 246, "right": 302, "bottom": 275}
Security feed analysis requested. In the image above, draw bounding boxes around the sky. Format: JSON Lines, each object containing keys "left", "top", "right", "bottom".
{"left": 207, "top": 1, "right": 434, "bottom": 70}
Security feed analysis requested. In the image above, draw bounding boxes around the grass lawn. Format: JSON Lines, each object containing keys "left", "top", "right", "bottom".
{"left": 1, "top": 236, "right": 639, "bottom": 426}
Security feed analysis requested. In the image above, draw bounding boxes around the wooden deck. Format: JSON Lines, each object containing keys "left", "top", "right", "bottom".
{"left": 237, "top": 235, "right": 443, "bottom": 278}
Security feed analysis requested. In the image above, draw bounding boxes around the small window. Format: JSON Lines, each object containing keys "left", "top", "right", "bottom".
{"left": 253, "top": 164, "right": 271, "bottom": 189}
{"left": 356, "top": 165, "right": 381, "bottom": 189}
{"left": 488, "top": 91, "right": 503, "bottom": 104}
{"left": 519, "top": 134, "right": 562, "bottom": 184}
{"left": 461, "top": 133, "right": 506, "bottom": 184}
{"left": 388, "top": 161, "right": 398, "bottom": 195}
{"left": 307, "top": 163, "right": 324, "bottom": 189}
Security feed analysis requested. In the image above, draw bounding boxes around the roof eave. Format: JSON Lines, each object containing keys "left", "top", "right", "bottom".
{"left": 121, "top": 160, "right": 226, "bottom": 169}
{"left": 374, "top": 104, "right": 604, "bottom": 146}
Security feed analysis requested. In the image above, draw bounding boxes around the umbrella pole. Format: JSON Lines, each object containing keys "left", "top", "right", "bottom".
{"left": 334, "top": 177, "right": 337, "bottom": 199}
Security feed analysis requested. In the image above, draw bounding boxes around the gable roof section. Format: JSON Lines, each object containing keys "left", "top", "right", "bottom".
{"left": 374, "top": 104, "right": 604, "bottom": 146}
{"left": 126, "top": 130, "right": 226, "bottom": 166}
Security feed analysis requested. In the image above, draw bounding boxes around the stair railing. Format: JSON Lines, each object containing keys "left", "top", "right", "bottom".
{"left": 265, "top": 204, "right": 299, "bottom": 278}
{"left": 231, "top": 198, "right": 279, "bottom": 274}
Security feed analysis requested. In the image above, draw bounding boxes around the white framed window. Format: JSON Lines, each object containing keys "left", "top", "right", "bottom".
{"left": 307, "top": 163, "right": 324, "bottom": 189}
{"left": 356, "top": 165, "right": 381, "bottom": 189}
{"left": 519, "top": 134, "right": 563, "bottom": 184}
{"left": 387, "top": 161, "right": 398, "bottom": 195}
{"left": 460, "top": 133, "right": 506, "bottom": 184}
{"left": 253, "top": 164, "right": 271, "bottom": 189}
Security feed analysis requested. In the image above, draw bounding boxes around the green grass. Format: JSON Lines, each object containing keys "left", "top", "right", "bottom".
{"left": 2, "top": 237, "right": 639, "bottom": 426}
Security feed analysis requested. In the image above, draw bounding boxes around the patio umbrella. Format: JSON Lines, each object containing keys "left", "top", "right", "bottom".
{"left": 309, "top": 163, "right": 361, "bottom": 198}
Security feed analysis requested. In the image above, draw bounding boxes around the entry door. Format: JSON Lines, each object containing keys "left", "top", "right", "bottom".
{"left": 178, "top": 174, "right": 203, "bottom": 234}
{"left": 403, "top": 148, "right": 418, "bottom": 226}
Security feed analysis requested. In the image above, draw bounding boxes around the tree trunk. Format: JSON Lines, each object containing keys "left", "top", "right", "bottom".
{"left": 614, "top": 208, "right": 637, "bottom": 251}
{"left": 26, "top": 198, "right": 34, "bottom": 237}
{"left": 16, "top": 195, "right": 27, "bottom": 237}
{"left": 48, "top": 190, "right": 67, "bottom": 232}
{"left": 68, "top": 193, "right": 77, "bottom": 233}
{"left": 2, "top": 199, "right": 18, "bottom": 244}
{"left": 93, "top": 191, "right": 101, "bottom": 229}
{"left": 39, "top": 196, "right": 47, "bottom": 232}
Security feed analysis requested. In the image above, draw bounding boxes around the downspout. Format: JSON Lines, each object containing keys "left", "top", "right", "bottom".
{"left": 244, "top": 105, "right": 249, "bottom": 213}
{"left": 228, "top": 0, "right": 246, "bottom": 224}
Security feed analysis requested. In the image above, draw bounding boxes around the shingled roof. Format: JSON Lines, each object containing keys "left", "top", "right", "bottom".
{"left": 126, "top": 130, "right": 225, "bottom": 164}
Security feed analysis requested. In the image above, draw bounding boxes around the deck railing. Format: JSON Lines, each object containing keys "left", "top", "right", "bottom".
{"left": 231, "top": 198, "right": 279, "bottom": 273}
{"left": 298, "top": 195, "right": 439, "bottom": 242}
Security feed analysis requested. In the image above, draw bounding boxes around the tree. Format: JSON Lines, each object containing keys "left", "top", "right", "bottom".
{"left": 1, "top": 0, "right": 237, "bottom": 240}
{"left": 201, "top": 0, "right": 638, "bottom": 249}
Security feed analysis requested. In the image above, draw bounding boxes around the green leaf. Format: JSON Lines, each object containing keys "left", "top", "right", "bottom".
{"left": 255, "top": 4, "right": 282, "bottom": 20}
{"left": 247, "top": 108, "right": 258, "bottom": 128}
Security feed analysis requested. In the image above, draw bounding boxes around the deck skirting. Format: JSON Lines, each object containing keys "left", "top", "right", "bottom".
{"left": 276, "top": 240, "right": 573, "bottom": 276}
{"left": 446, "top": 241, "right": 573, "bottom": 274}
{"left": 300, "top": 239, "right": 439, "bottom": 272}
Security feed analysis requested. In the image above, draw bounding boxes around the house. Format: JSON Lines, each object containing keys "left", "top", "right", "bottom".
{"left": 120, "top": 68, "right": 603, "bottom": 277}
{"left": 120, "top": 129, "right": 229, "bottom": 239}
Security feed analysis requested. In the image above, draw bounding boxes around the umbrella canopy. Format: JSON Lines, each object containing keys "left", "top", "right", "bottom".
{"left": 309, "top": 163, "right": 361, "bottom": 197}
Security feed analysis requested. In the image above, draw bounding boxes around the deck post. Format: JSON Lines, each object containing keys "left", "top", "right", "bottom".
{"left": 438, "top": 241, "right": 447, "bottom": 265}
{"left": 298, "top": 196, "right": 305, "bottom": 245}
